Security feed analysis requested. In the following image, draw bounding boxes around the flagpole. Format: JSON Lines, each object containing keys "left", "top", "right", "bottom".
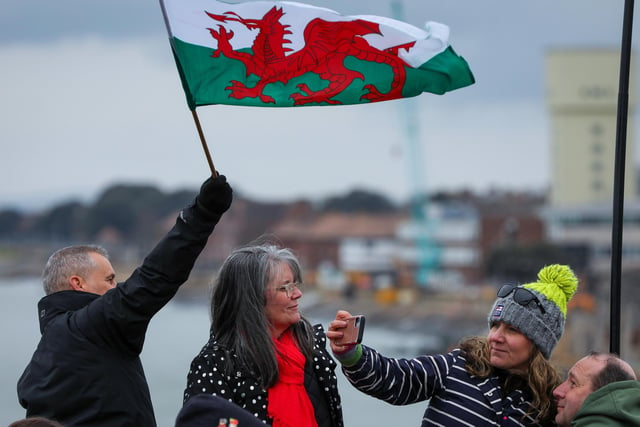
{"left": 191, "top": 109, "right": 218, "bottom": 177}
{"left": 609, "top": 0, "right": 634, "bottom": 356}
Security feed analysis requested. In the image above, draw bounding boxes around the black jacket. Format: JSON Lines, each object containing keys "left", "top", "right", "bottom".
{"left": 17, "top": 201, "right": 224, "bottom": 426}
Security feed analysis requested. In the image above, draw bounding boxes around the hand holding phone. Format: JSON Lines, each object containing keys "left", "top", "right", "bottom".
{"left": 335, "top": 315, "right": 365, "bottom": 346}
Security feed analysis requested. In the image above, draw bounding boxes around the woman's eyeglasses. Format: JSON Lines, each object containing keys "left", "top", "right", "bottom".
{"left": 275, "top": 282, "right": 303, "bottom": 298}
{"left": 497, "top": 284, "right": 546, "bottom": 314}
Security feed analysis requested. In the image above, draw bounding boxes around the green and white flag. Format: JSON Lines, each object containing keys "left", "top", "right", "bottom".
{"left": 160, "top": 0, "right": 475, "bottom": 109}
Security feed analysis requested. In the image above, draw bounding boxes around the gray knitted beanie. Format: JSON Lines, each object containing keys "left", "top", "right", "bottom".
{"left": 488, "top": 264, "right": 578, "bottom": 359}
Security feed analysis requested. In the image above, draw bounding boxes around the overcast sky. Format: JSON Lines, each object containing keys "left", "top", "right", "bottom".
{"left": 0, "top": 1, "right": 634, "bottom": 210}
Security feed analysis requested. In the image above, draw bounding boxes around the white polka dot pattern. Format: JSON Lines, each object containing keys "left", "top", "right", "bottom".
{"left": 183, "top": 324, "right": 343, "bottom": 426}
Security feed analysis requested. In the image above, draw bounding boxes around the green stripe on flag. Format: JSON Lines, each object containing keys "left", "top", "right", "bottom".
{"left": 410, "top": 46, "right": 475, "bottom": 95}
{"left": 172, "top": 38, "right": 474, "bottom": 108}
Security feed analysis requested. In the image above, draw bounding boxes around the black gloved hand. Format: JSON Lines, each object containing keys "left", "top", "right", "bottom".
{"left": 195, "top": 174, "right": 233, "bottom": 219}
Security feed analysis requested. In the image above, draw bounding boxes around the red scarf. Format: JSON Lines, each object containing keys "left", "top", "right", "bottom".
{"left": 267, "top": 329, "right": 317, "bottom": 427}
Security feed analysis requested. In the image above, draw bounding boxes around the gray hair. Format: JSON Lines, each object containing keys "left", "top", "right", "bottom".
{"left": 211, "top": 244, "right": 313, "bottom": 388}
{"left": 42, "top": 245, "right": 109, "bottom": 295}
{"left": 588, "top": 351, "right": 637, "bottom": 391}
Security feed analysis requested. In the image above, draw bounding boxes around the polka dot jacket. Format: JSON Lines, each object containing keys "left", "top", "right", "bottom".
{"left": 183, "top": 323, "right": 344, "bottom": 426}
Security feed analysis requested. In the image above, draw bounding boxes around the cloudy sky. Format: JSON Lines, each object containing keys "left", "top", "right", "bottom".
{"left": 0, "top": 0, "right": 633, "bottom": 210}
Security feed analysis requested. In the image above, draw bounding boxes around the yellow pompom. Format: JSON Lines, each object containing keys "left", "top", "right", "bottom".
{"left": 525, "top": 264, "right": 579, "bottom": 316}
{"left": 538, "top": 264, "right": 578, "bottom": 300}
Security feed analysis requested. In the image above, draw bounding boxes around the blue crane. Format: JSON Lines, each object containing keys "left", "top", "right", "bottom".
{"left": 391, "top": 0, "right": 441, "bottom": 288}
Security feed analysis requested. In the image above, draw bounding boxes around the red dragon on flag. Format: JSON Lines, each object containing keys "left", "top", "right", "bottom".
{"left": 206, "top": 6, "right": 413, "bottom": 105}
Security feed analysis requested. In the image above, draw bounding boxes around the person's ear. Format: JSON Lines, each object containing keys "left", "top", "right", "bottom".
{"left": 69, "top": 276, "right": 83, "bottom": 291}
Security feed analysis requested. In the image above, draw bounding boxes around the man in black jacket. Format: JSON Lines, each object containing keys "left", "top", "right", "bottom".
{"left": 17, "top": 174, "right": 232, "bottom": 427}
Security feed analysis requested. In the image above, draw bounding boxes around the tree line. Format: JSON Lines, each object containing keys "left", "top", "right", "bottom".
{"left": 0, "top": 183, "right": 399, "bottom": 247}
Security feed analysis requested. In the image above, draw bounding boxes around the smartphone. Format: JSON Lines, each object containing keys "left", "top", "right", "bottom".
{"left": 336, "top": 315, "right": 365, "bottom": 346}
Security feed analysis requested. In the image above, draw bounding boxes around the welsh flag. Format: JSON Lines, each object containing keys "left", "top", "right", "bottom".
{"left": 160, "top": 0, "right": 475, "bottom": 109}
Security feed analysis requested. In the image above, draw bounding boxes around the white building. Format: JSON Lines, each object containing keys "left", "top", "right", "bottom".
{"left": 545, "top": 49, "right": 636, "bottom": 206}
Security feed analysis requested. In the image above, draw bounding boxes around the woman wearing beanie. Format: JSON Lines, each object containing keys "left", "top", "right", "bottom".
{"left": 327, "top": 264, "right": 578, "bottom": 426}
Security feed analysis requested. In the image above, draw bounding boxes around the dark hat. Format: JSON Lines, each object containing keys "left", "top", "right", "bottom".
{"left": 175, "top": 394, "right": 265, "bottom": 427}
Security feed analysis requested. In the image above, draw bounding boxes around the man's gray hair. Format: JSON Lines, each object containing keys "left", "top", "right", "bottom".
{"left": 589, "top": 351, "right": 637, "bottom": 391}
{"left": 42, "top": 245, "right": 109, "bottom": 295}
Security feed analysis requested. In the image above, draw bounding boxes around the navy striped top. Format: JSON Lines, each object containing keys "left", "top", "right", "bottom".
{"left": 342, "top": 345, "right": 548, "bottom": 426}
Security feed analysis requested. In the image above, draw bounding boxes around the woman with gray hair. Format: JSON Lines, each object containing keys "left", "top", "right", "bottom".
{"left": 183, "top": 244, "right": 344, "bottom": 427}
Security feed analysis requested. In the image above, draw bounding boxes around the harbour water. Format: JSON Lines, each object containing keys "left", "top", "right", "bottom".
{"left": 1, "top": 277, "right": 425, "bottom": 426}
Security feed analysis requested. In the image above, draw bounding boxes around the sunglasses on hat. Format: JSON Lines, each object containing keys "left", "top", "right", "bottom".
{"left": 497, "top": 284, "right": 546, "bottom": 314}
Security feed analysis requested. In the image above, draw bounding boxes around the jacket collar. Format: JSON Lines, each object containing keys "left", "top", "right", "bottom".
{"left": 37, "top": 290, "right": 99, "bottom": 334}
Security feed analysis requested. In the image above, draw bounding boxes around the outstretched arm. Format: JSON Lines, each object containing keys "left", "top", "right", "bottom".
{"left": 79, "top": 175, "right": 233, "bottom": 354}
